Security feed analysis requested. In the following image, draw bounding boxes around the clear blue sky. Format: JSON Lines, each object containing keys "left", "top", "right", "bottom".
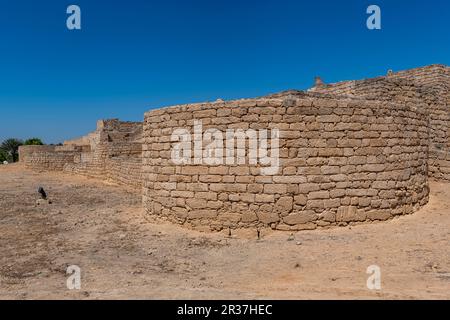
{"left": 0, "top": 0, "right": 449, "bottom": 143}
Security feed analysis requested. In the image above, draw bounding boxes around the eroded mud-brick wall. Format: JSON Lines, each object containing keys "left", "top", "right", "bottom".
{"left": 143, "top": 93, "right": 429, "bottom": 231}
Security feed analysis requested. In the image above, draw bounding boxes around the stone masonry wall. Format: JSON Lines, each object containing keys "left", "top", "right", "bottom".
{"left": 106, "top": 156, "right": 142, "bottom": 188}
{"left": 310, "top": 64, "right": 450, "bottom": 181}
{"left": 20, "top": 119, "right": 143, "bottom": 188}
{"left": 391, "top": 65, "right": 450, "bottom": 181}
{"left": 19, "top": 145, "right": 80, "bottom": 171}
{"left": 19, "top": 145, "right": 56, "bottom": 164}
{"left": 143, "top": 93, "right": 429, "bottom": 231}
{"left": 63, "top": 119, "right": 143, "bottom": 188}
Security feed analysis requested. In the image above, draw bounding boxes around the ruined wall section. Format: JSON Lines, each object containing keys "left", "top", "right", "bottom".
{"left": 20, "top": 119, "right": 143, "bottom": 188}
{"left": 390, "top": 65, "right": 450, "bottom": 181}
{"left": 310, "top": 64, "right": 450, "bottom": 181}
{"left": 19, "top": 145, "right": 80, "bottom": 171}
{"left": 19, "top": 145, "right": 56, "bottom": 164}
{"left": 309, "top": 76, "right": 424, "bottom": 104}
{"left": 143, "top": 94, "right": 429, "bottom": 231}
{"left": 64, "top": 119, "right": 143, "bottom": 188}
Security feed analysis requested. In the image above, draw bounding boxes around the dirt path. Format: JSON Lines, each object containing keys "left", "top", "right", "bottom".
{"left": 0, "top": 164, "right": 449, "bottom": 299}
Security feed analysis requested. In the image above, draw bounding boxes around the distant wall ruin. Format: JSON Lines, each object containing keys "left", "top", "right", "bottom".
{"left": 19, "top": 119, "right": 142, "bottom": 188}
{"left": 19, "top": 145, "right": 82, "bottom": 171}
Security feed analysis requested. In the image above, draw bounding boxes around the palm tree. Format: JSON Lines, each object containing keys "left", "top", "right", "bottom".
{"left": 0, "top": 138, "right": 23, "bottom": 162}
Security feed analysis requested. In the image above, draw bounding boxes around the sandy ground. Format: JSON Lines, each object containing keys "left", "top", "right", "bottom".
{"left": 0, "top": 163, "right": 449, "bottom": 300}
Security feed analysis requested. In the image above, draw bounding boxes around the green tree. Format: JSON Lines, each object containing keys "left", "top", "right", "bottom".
{"left": 24, "top": 138, "right": 44, "bottom": 145}
{"left": 0, "top": 148, "right": 8, "bottom": 163}
{"left": 0, "top": 138, "right": 23, "bottom": 162}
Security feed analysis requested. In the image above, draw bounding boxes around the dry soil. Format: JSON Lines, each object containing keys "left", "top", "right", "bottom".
{"left": 0, "top": 164, "right": 449, "bottom": 299}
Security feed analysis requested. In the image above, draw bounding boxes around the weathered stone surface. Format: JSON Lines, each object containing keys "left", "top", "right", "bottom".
{"left": 186, "top": 199, "right": 207, "bottom": 209}
{"left": 294, "top": 194, "right": 307, "bottom": 206}
{"left": 283, "top": 211, "right": 316, "bottom": 225}
{"left": 264, "top": 184, "right": 288, "bottom": 194}
{"left": 257, "top": 211, "right": 280, "bottom": 224}
{"left": 366, "top": 210, "right": 392, "bottom": 221}
{"left": 188, "top": 209, "right": 217, "bottom": 219}
{"left": 336, "top": 206, "right": 366, "bottom": 222}
{"left": 274, "top": 197, "right": 294, "bottom": 215}
{"left": 308, "top": 191, "right": 330, "bottom": 200}
{"left": 255, "top": 194, "right": 275, "bottom": 203}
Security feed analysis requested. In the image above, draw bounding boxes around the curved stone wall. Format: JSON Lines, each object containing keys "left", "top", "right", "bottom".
{"left": 143, "top": 93, "right": 429, "bottom": 231}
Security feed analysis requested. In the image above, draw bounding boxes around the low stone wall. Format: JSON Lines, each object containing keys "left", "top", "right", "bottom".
{"left": 19, "top": 145, "right": 56, "bottom": 163}
{"left": 143, "top": 93, "right": 429, "bottom": 231}
{"left": 19, "top": 145, "right": 79, "bottom": 171}
{"left": 63, "top": 155, "right": 142, "bottom": 188}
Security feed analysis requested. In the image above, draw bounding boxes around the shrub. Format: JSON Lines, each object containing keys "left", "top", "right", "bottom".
{"left": 0, "top": 148, "right": 9, "bottom": 163}
{"left": 24, "top": 138, "right": 44, "bottom": 145}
